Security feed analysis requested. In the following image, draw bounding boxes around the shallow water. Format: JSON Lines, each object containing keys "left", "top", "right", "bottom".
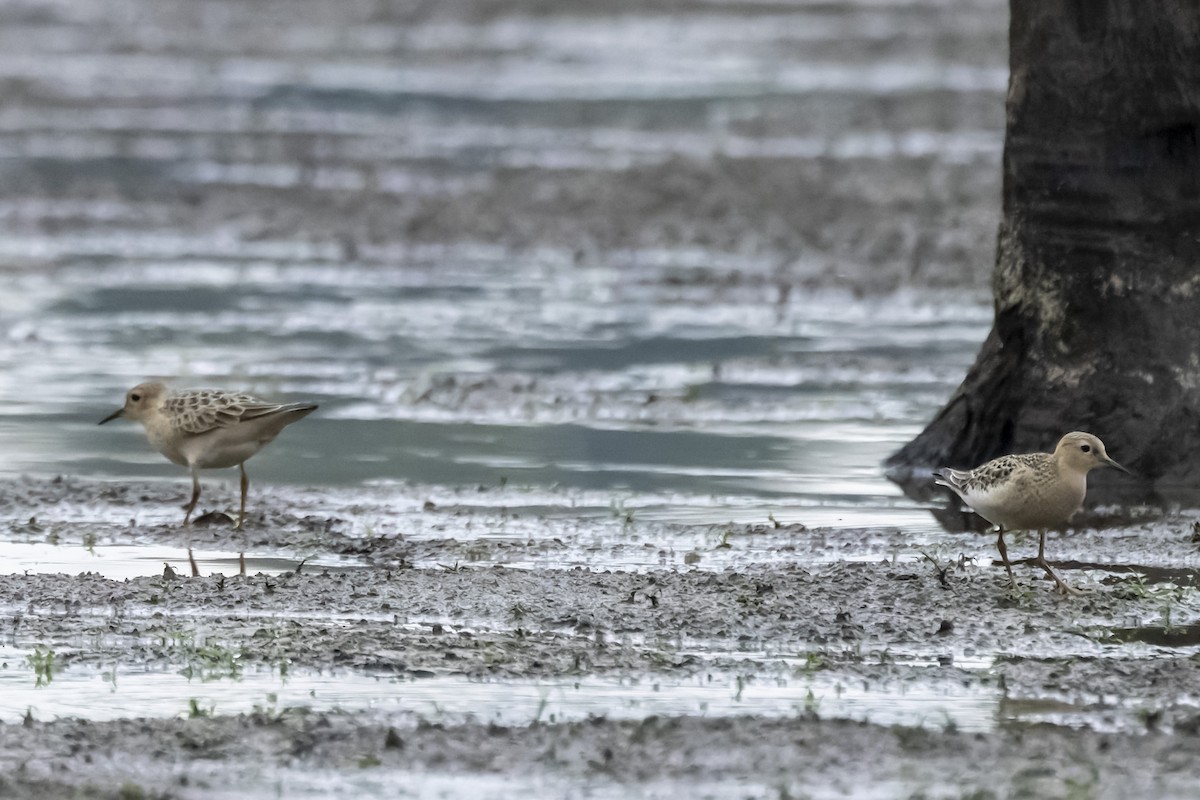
{"left": 0, "top": 541, "right": 361, "bottom": 580}
{"left": 0, "top": 654, "right": 997, "bottom": 732}
{"left": 7, "top": 630, "right": 1193, "bottom": 734}
{"left": 0, "top": 262, "right": 991, "bottom": 539}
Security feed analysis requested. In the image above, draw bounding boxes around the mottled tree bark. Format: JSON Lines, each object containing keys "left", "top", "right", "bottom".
{"left": 889, "top": 1, "right": 1200, "bottom": 496}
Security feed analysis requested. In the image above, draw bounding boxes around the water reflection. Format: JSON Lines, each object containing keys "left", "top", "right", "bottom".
{"left": 1, "top": 262, "right": 990, "bottom": 532}
{"left": 0, "top": 654, "right": 999, "bottom": 732}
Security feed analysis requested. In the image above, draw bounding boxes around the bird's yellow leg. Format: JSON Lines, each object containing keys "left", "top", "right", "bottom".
{"left": 995, "top": 527, "right": 1017, "bottom": 587}
{"left": 237, "top": 463, "right": 248, "bottom": 532}
{"left": 1034, "top": 529, "right": 1082, "bottom": 595}
{"left": 238, "top": 463, "right": 248, "bottom": 575}
{"left": 182, "top": 468, "right": 201, "bottom": 522}
{"left": 183, "top": 467, "right": 201, "bottom": 577}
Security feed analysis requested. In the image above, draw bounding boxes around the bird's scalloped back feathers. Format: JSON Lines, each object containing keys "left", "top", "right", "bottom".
{"left": 164, "top": 389, "right": 275, "bottom": 434}
{"left": 936, "top": 452, "right": 1051, "bottom": 498}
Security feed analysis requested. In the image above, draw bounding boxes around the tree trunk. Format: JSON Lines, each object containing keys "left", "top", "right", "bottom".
{"left": 888, "top": 0, "right": 1200, "bottom": 497}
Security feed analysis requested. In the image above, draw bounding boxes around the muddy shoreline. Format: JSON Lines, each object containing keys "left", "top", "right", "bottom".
{"left": 4, "top": 477, "right": 1200, "bottom": 797}
{"left": 6, "top": 0, "right": 1200, "bottom": 797}
{"left": 7, "top": 711, "right": 1200, "bottom": 800}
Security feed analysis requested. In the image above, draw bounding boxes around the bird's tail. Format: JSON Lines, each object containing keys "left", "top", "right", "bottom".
{"left": 932, "top": 467, "right": 969, "bottom": 492}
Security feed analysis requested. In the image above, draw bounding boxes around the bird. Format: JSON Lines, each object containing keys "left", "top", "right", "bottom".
{"left": 934, "top": 431, "right": 1128, "bottom": 594}
{"left": 100, "top": 381, "right": 317, "bottom": 576}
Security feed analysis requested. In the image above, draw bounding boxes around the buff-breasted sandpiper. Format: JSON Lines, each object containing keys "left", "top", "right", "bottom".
{"left": 100, "top": 381, "right": 317, "bottom": 575}
{"left": 934, "top": 431, "right": 1128, "bottom": 594}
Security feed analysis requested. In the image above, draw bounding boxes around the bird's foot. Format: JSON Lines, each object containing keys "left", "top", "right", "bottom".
{"left": 1052, "top": 579, "right": 1088, "bottom": 596}
{"left": 1034, "top": 557, "right": 1085, "bottom": 595}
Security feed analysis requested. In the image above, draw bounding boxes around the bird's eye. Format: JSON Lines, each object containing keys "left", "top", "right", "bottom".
{"left": 1080, "top": 444, "right": 1091, "bottom": 453}
{"left": 131, "top": 393, "right": 141, "bottom": 402}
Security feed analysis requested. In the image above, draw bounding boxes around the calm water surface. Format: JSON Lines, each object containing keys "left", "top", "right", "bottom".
{"left": 0, "top": 261, "right": 989, "bottom": 533}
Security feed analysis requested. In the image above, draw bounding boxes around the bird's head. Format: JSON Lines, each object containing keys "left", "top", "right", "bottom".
{"left": 1054, "top": 431, "right": 1129, "bottom": 475}
{"left": 99, "top": 381, "right": 169, "bottom": 425}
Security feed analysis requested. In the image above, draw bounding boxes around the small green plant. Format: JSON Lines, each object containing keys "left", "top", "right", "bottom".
{"left": 102, "top": 662, "right": 119, "bottom": 692}
{"left": 800, "top": 650, "right": 826, "bottom": 676}
{"left": 1161, "top": 601, "right": 1175, "bottom": 632}
{"left": 803, "top": 688, "right": 821, "bottom": 717}
{"left": 775, "top": 784, "right": 807, "bottom": 800}
{"left": 253, "top": 692, "right": 284, "bottom": 722}
{"left": 28, "top": 646, "right": 55, "bottom": 687}
{"left": 1119, "top": 572, "right": 1198, "bottom": 634}
{"left": 187, "top": 698, "right": 214, "bottom": 718}
{"left": 117, "top": 783, "right": 147, "bottom": 800}
{"left": 1124, "top": 572, "right": 1152, "bottom": 599}
{"left": 465, "top": 543, "right": 492, "bottom": 562}
{"left": 1136, "top": 707, "right": 1164, "bottom": 732}
{"left": 533, "top": 689, "right": 550, "bottom": 723}
{"left": 167, "top": 630, "right": 245, "bottom": 682}
{"left": 1063, "top": 763, "right": 1101, "bottom": 800}
{"left": 737, "top": 591, "right": 764, "bottom": 613}
{"left": 83, "top": 531, "right": 97, "bottom": 555}
{"left": 1156, "top": 579, "right": 1195, "bottom": 632}
{"left": 1001, "top": 580, "right": 1035, "bottom": 607}
{"left": 609, "top": 497, "right": 634, "bottom": 524}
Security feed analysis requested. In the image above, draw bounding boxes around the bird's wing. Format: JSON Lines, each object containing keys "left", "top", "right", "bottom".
{"left": 165, "top": 390, "right": 278, "bottom": 434}
{"left": 935, "top": 454, "right": 1048, "bottom": 497}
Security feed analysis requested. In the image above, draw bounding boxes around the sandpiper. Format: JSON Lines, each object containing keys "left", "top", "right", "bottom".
{"left": 100, "top": 381, "right": 317, "bottom": 576}
{"left": 934, "top": 431, "right": 1128, "bottom": 594}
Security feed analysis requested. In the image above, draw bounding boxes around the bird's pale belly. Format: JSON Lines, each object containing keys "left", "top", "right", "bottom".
{"left": 973, "top": 482, "right": 1086, "bottom": 530}
{"left": 189, "top": 429, "right": 273, "bottom": 469}
{"left": 150, "top": 426, "right": 274, "bottom": 470}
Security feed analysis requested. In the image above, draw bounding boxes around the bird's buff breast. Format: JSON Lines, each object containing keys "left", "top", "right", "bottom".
{"left": 144, "top": 419, "right": 189, "bottom": 467}
{"left": 972, "top": 474, "right": 1087, "bottom": 530}
{"left": 145, "top": 420, "right": 270, "bottom": 469}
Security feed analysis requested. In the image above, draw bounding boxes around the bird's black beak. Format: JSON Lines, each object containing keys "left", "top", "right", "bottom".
{"left": 1106, "top": 456, "right": 1131, "bottom": 475}
{"left": 98, "top": 408, "right": 124, "bottom": 425}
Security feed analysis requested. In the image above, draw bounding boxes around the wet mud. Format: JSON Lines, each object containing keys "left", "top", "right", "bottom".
{"left": 5, "top": 0, "right": 1199, "bottom": 797}
{"left": 4, "top": 477, "right": 1200, "bottom": 798}
{"left": 8, "top": 712, "right": 1200, "bottom": 800}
